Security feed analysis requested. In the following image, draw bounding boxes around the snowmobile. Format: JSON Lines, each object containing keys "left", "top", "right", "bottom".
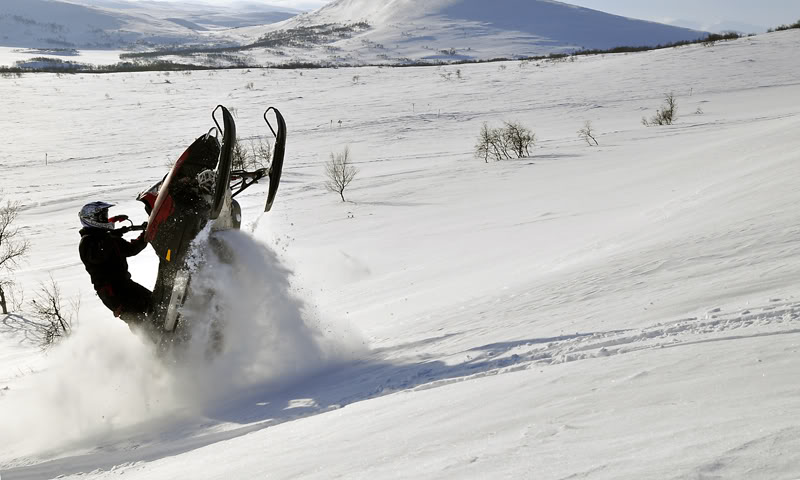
{"left": 131, "top": 105, "right": 286, "bottom": 348}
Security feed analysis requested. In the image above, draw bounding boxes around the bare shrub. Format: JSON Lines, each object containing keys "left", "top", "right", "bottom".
{"left": 30, "top": 276, "right": 79, "bottom": 347}
{"left": 232, "top": 136, "right": 272, "bottom": 170}
{"left": 325, "top": 146, "right": 359, "bottom": 202}
{"left": 643, "top": 92, "right": 678, "bottom": 126}
{"left": 503, "top": 121, "right": 535, "bottom": 158}
{"left": 0, "top": 196, "right": 29, "bottom": 314}
{"left": 578, "top": 120, "right": 599, "bottom": 146}
{"left": 475, "top": 121, "right": 535, "bottom": 162}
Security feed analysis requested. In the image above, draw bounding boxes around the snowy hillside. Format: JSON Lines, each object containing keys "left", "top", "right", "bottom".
{"left": 0, "top": 0, "right": 707, "bottom": 69}
{"left": 0, "top": 0, "right": 202, "bottom": 49}
{"left": 0, "top": 0, "right": 297, "bottom": 50}
{"left": 304, "top": 0, "right": 707, "bottom": 50}
{"left": 2, "top": 28, "right": 800, "bottom": 479}
{"left": 75, "top": 0, "right": 301, "bottom": 30}
{"left": 231, "top": 0, "right": 707, "bottom": 64}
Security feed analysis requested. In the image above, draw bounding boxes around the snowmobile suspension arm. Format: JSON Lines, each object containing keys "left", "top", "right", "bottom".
{"left": 230, "top": 168, "right": 268, "bottom": 199}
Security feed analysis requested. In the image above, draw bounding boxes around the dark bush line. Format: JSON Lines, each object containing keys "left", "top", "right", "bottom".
{"left": 768, "top": 19, "right": 800, "bottom": 32}
{"left": 573, "top": 32, "right": 743, "bottom": 56}
{"left": 0, "top": 31, "right": 748, "bottom": 75}
{"left": 384, "top": 32, "right": 746, "bottom": 68}
{"left": 1, "top": 60, "right": 239, "bottom": 74}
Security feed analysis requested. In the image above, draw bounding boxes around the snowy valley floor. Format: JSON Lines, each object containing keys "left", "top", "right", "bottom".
{"left": 1, "top": 30, "right": 800, "bottom": 479}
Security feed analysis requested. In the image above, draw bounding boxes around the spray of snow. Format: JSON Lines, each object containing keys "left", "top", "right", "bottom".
{"left": 0, "top": 229, "right": 364, "bottom": 462}
{"left": 170, "top": 227, "right": 365, "bottom": 399}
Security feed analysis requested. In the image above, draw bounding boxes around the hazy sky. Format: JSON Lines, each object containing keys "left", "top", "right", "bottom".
{"left": 564, "top": 0, "right": 800, "bottom": 31}
{"left": 131, "top": 0, "right": 800, "bottom": 31}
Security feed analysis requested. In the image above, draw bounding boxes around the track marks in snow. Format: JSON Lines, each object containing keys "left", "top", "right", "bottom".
{"left": 690, "top": 426, "right": 800, "bottom": 480}
{"left": 383, "top": 299, "right": 800, "bottom": 395}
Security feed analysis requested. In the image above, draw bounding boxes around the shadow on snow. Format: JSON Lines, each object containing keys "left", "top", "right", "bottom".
{"left": 1, "top": 331, "right": 593, "bottom": 479}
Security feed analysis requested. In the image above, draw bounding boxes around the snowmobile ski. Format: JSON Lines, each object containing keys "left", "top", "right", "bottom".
{"left": 211, "top": 105, "right": 236, "bottom": 221}
{"left": 263, "top": 107, "right": 286, "bottom": 212}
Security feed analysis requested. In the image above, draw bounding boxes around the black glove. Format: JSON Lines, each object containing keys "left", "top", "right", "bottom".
{"left": 110, "top": 226, "right": 131, "bottom": 237}
{"left": 135, "top": 223, "right": 148, "bottom": 242}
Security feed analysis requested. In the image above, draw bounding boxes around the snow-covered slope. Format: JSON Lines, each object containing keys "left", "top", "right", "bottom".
{"left": 0, "top": 0, "right": 297, "bottom": 50}
{"left": 78, "top": 0, "right": 301, "bottom": 30}
{"left": 234, "top": 0, "right": 707, "bottom": 64}
{"left": 310, "top": 0, "right": 705, "bottom": 48}
{"left": 1, "top": 29, "right": 800, "bottom": 479}
{"left": 1, "top": 0, "right": 708, "bottom": 68}
{"left": 0, "top": 0, "right": 200, "bottom": 49}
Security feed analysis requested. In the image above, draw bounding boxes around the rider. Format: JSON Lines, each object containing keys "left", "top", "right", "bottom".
{"left": 78, "top": 201, "right": 152, "bottom": 326}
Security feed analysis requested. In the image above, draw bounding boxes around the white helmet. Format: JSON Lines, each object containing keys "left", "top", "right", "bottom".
{"left": 79, "top": 201, "right": 115, "bottom": 230}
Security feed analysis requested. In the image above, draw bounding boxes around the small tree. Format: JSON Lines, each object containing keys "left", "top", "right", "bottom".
{"left": 232, "top": 139, "right": 248, "bottom": 170}
{"left": 475, "top": 123, "right": 495, "bottom": 163}
{"left": 0, "top": 197, "right": 29, "bottom": 314}
{"left": 643, "top": 92, "right": 678, "bottom": 126}
{"left": 325, "top": 146, "right": 359, "bottom": 202}
{"left": 578, "top": 120, "right": 599, "bottom": 146}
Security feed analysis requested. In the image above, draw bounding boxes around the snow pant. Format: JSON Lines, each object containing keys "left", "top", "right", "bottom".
{"left": 97, "top": 280, "right": 153, "bottom": 327}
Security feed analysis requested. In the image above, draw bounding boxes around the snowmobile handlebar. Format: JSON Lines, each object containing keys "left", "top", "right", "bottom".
{"left": 111, "top": 221, "right": 148, "bottom": 237}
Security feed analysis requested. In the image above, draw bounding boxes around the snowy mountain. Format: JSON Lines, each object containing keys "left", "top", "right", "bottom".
{"left": 0, "top": 0, "right": 298, "bottom": 49}
{"left": 1, "top": 28, "right": 800, "bottom": 479}
{"left": 229, "top": 0, "right": 708, "bottom": 64}
{"left": 76, "top": 0, "right": 302, "bottom": 29}
{"left": 0, "top": 0, "right": 198, "bottom": 49}
{"left": 0, "top": 0, "right": 707, "bottom": 68}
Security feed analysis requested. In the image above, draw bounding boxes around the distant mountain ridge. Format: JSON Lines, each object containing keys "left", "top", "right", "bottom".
{"left": 0, "top": 0, "right": 710, "bottom": 68}
{"left": 273, "top": 0, "right": 707, "bottom": 55}
{"left": 0, "top": 0, "right": 297, "bottom": 49}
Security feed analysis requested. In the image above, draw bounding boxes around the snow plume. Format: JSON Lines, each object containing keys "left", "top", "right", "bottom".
{"left": 0, "top": 230, "right": 362, "bottom": 463}
{"left": 170, "top": 228, "right": 364, "bottom": 399}
{"left": 0, "top": 319, "right": 174, "bottom": 462}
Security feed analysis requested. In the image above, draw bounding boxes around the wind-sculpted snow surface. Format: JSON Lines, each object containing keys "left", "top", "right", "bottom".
{"left": 0, "top": 229, "right": 362, "bottom": 466}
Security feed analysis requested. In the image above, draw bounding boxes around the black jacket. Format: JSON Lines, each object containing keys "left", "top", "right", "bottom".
{"left": 79, "top": 227, "right": 146, "bottom": 288}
